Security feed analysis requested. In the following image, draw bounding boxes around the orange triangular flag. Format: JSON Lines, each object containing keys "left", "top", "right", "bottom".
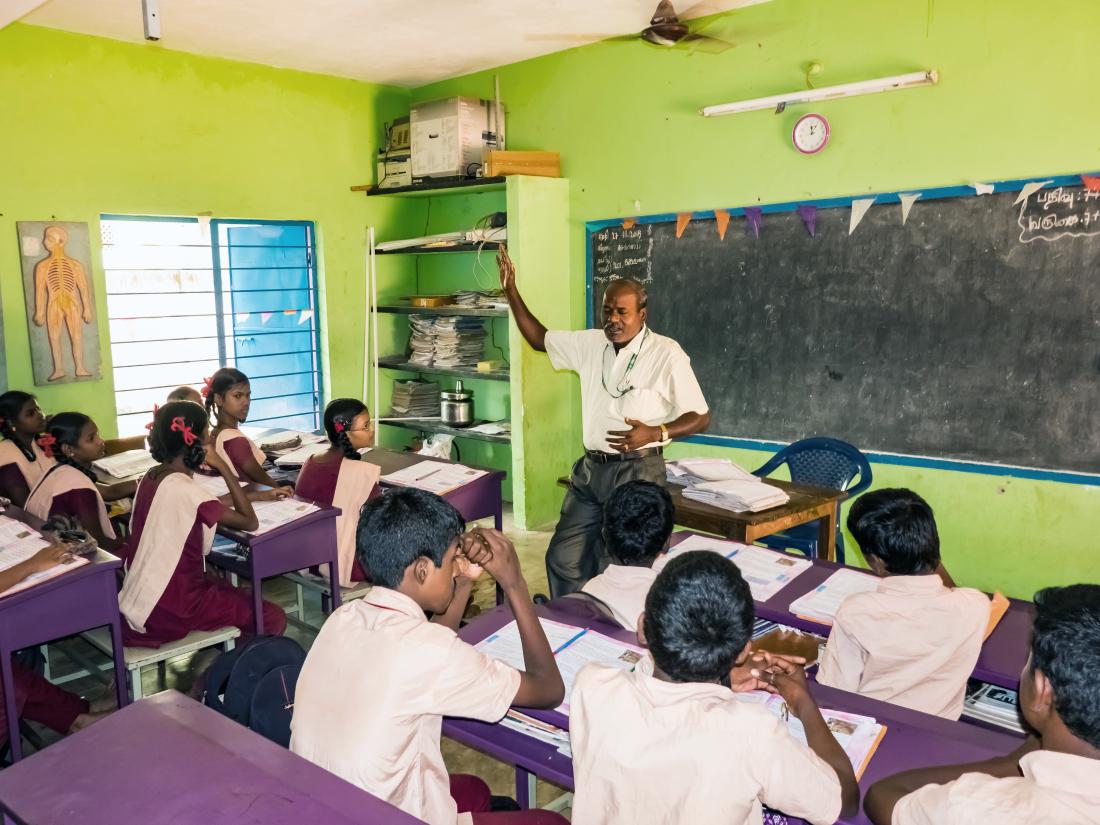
{"left": 1082, "top": 175, "right": 1100, "bottom": 192}
{"left": 622, "top": 218, "right": 637, "bottom": 229}
{"left": 984, "top": 591, "right": 1010, "bottom": 640}
{"left": 675, "top": 213, "right": 692, "bottom": 239}
{"left": 714, "top": 208, "right": 731, "bottom": 240}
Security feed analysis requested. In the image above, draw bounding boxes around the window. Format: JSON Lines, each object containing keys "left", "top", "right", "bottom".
{"left": 101, "top": 217, "right": 322, "bottom": 436}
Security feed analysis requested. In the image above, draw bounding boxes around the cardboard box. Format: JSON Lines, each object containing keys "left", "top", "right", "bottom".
{"left": 483, "top": 150, "right": 560, "bottom": 178}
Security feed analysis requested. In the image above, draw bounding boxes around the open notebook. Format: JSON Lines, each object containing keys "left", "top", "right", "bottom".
{"left": 0, "top": 516, "right": 89, "bottom": 598}
{"left": 656, "top": 534, "right": 813, "bottom": 602}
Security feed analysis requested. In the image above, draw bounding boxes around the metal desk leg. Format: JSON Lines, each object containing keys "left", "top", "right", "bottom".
{"left": 328, "top": 560, "right": 342, "bottom": 614}
{"left": 515, "top": 765, "right": 536, "bottom": 809}
{"left": 1, "top": 650, "right": 22, "bottom": 761}
{"left": 108, "top": 618, "right": 130, "bottom": 708}
{"left": 250, "top": 559, "right": 265, "bottom": 635}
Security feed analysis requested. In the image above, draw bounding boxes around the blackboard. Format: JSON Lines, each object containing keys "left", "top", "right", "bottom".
{"left": 587, "top": 177, "right": 1100, "bottom": 475}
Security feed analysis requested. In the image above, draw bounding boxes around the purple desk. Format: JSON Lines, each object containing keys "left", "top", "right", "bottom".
{"left": 0, "top": 507, "right": 129, "bottom": 762}
{"left": 209, "top": 503, "right": 340, "bottom": 635}
{"left": 444, "top": 601, "right": 1020, "bottom": 821}
{"left": 669, "top": 531, "right": 1032, "bottom": 690}
{"left": 0, "top": 691, "right": 424, "bottom": 824}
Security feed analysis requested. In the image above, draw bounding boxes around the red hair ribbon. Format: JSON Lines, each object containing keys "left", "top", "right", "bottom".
{"left": 145, "top": 403, "right": 160, "bottom": 432}
{"left": 334, "top": 420, "right": 346, "bottom": 434}
{"left": 170, "top": 416, "right": 197, "bottom": 446}
{"left": 37, "top": 433, "right": 57, "bottom": 458}
{"left": 200, "top": 376, "right": 214, "bottom": 398}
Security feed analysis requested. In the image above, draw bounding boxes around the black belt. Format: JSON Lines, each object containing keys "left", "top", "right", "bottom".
{"left": 584, "top": 447, "right": 663, "bottom": 464}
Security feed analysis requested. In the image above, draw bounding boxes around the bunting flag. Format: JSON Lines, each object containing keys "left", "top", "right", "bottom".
{"left": 971, "top": 182, "right": 994, "bottom": 196}
{"left": 260, "top": 312, "right": 273, "bottom": 325}
{"left": 235, "top": 312, "right": 250, "bottom": 324}
{"left": 621, "top": 218, "right": 637, "bottom": 229}
{"left": 675, "top": 213, "right": 693, "bottom": 239}
{"left": 298, "top": 309, "right": 314, "bottom": 325}
{"left": 1081, "top": 175, "right": 1100, "bottom": 192}
{"left": 283, "top": 309, "right": 297, "bottom": 316}
{"left": 849, "top": 198, "right": 875, "bottom": 235}
{"left": 196, "top": 215, "right": 212, "bottom": 232}
{"left": 744, "top": 207, "right": 762, "bottom": 239}
{"left": 797, "top": 204, "right": 817, "bottom": 237}
{"left": 899, "top": 193, "right": 922, "bottom": 225}
{"left": 1013, "top": 180, "right": 1052, "bottom": 207}
{"left": 714, "top": 208, "right": 731, "bottom": 240}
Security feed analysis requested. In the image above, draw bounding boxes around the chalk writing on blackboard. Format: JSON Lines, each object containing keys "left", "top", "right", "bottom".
{"left": 592, "top": 224, "right": 655, "bottom": 285}
{"left": 1018, "top": 185, "right": 1100, "bottom": 243}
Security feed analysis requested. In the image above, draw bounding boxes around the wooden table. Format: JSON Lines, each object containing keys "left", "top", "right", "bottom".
{"left": 559, "top": 475, "right": 848, "bottom": 562}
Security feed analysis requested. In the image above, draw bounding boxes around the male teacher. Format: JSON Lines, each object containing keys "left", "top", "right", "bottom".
{"left": 497, "top": 246, "right": 710, "bottom": 597}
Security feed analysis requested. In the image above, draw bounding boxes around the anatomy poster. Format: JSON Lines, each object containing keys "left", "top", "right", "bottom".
{"left": 17, "top": 221, "right": 101, "bottom": 385}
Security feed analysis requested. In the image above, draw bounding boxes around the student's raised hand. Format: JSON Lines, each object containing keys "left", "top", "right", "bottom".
{"left": 496, "top": 244, "right": 515, "bottom": 293}
{"left": 473, "top": 527, "right": 525, "bottom": 592}
{"left": 31, "top": 541, "right": 76, "bottom": 572}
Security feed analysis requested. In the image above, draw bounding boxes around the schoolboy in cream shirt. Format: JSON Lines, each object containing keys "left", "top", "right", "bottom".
{"left": 569, "top": 550, "right": 860, "bottom": 825}
{"left": 866, "top": 584, "right": 1100, "bottom": 824}
{"left": 816, "top": 488, "right": 991, "bottom": 719}
{"left": 290, "top": 488, "right": 566, "bottom": 825}
{"left": 577, "top": 480, "right": 672, "bottom": 628}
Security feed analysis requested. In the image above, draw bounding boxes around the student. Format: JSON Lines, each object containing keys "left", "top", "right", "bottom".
{"left": 0, "top": 541, "right": 112, "bottom": 743}
{"left": 0, "top": 391, "right": 55, "bottom": 506}
{"left": 167, "top": 385, "right": 203, "bottom": 405}
{"left": 204, "top": 367, "right": 292, "bottom": 494}
{"left": 569, "top": 550, "right": 859, "bottom": 824}
{"left": 24, "top": 413, "right": 134, "bottom": 554}
{"left": 118, "top": 401, "right": 287, "bottom": 647}
{"left": 295, "top": 398, "right": 379, "bottom": 588}
{"left": 576, "top": 480, "right": 672, "bottom": 629}
{"left": 291, "top": 488, "right": 567, "bottom": 825}
{"left": 816, "top": 488, "right": 990, "bottom": 719}
{"left": 865, "top": 583, "right": 1100, "bottom": 824}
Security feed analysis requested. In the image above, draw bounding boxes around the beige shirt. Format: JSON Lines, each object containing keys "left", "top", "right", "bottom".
{"left": 290, "top": 587, "right": 521, "bottom": 825}
{"left": 893, "top": 750, "right": 1100, "bottom": 824}
{"left": 580, "top": 564, "right": 658, "bottom": 630}
{"left": 544, "top": 326, "right": 708, "bottom": 453}
{"left": 816, "top": 574, "right": 990, "bottom": 719}
{"left": 569, "top": 659, "right": 842, "bottom": 825}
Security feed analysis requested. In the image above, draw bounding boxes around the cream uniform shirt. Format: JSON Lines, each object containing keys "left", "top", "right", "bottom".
{"left": 290, "top": 588, "right": 521, "bottom": 825}
{"left": 544, "top": 326, "right": 708, "bottom": 454}
{"left": 816, "top": 575, "right": 990, "bottom": 719}
{"left": 579, "top": 564, "right": 658, "bottom": 629}
{"left": 892, "top": 750, "right": 1100, "bottom": 824}
{"left": 569, "top": 658, "right": 843, "bottom": 825}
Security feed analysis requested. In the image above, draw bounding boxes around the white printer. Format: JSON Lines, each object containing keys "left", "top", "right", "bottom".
{"left": 409, "top": 97, "right": 504, "bottom": 181}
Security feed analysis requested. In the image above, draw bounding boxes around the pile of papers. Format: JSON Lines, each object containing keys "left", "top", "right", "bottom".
{"left": 668, "top": 458, "right": 790, "bottom": 513}
{"left": 408, "top": 314, "right": 486, "bottom": 368}
{"left": 962, "top": 683, "right": 1025, "bottom": 734}
{"left": 0, "top": 516, "right": 89, "bottom": 597}
{"left": 666, "top": 458, "right": 759, "bottom": 486}
{"left": 381, "top": 461, "right": 487, "bottom": 496}
{"left": 454, "top": 290, "right": 509, "bottom": 309}
{"left": 787, "top": 568, "right": 879, "bottom": 625}
{"left": 249, "top": 498, "right": 319, "bottom": 535}
{"left": 389, "top": 379, "right": 440, "bottom": 418}
{"left": 733, "top": 691, "right": 887, "bottom": 779}
{"left": 476, "top": 618, "right": 646, "bottom": 715}
{"left": 465, "top": 420, "right": 510, "bottom": 436}
{"left": 500, "top": 710, "right": 571, "bottom": 758}
{"left": 655, "top": 534, "right": 812, "bottom": 602}
{"left": 93, "top": 449, "right": 158, "bottom": 480}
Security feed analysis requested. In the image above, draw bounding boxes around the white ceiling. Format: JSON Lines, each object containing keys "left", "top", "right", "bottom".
{"left": 19, "top": 0, "right": 773, "bottom": 87}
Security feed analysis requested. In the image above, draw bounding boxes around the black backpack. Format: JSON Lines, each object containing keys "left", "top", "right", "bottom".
{"left": 202, "top": 635, "right": 306, "bottom": 747}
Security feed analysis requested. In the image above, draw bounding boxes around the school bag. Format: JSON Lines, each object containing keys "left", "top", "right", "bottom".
{"left": 201, "top": 635, "right": 306, "bottom": 747}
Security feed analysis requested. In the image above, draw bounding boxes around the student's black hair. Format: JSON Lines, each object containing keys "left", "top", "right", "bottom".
{"left": 43, "top": 412, "right": 98, "bottom": 484}
{"left": 324, "top": 397, "right": 368, "bottom": 461}
{"left": 846, "top": 488, "right": 940, "bottom": 575}
{"left": 148, "top": 401, "right": 208, "bottom": 471}
{"left": 1031, "top": 584, "right": 1100, "bottom": 750}
{"left": 643, "top": 551, "right": 754, "bottom": 683}
{"left": 0, "top": 391, "right": 39, "bottom": 461}
{"left": 603, "top": 480, "right": 673, "bottom": 566}
{"left": 355, "top": 487, "right": 465, "bottom": 589}
{"left": 205, "top": 367, "right": 250, "bottom": 418}
{"left": 167, "top": 385, "right": 200, "bottom": 402}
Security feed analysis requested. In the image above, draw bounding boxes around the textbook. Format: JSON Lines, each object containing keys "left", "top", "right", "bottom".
{"left": 0, "top": 516, "right": 89, "bottom": 598}
{"left": 248, "top": 498, "right": 319, "bottom": 535}
{"left": 665, "top": 458, "right": 759, "bottom": 486}
{"left": 476, "top": 618, "right": 646, "bottom": 715}
{"left": 787, "top": 568, "right": 880, "bottom": 625}
{"left": 92, "top": 449, "right": 157, "bottom": 480}
{"left": 656, "top": 534, "right": 812, "bottom": 602}
{"left": 381, "top": 462, "right": 487, "bottom": 496}
{"left": 962, "top": 683, "right": 1025, "bottom": 734}
{"left": 734, "top": 691, "right": 887, "bottom": 779}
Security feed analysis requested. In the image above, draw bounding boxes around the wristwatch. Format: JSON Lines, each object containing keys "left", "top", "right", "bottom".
{"left": 659, "top": 423, "right": 670, "bottom": 443}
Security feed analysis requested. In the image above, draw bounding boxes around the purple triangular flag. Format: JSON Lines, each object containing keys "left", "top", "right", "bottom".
{"left": 744, "top": 207, "right": 762, "bottom": 239}
{"left": 798, "top": 204, "right": 817, "bottom": 237}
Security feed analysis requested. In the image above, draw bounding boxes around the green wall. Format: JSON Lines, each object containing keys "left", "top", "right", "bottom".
{"left": 414, "top": 0, "right": 1100, "bottom": 598}
{"left": 0, "top": 23, "right": 410, "bottom": 432}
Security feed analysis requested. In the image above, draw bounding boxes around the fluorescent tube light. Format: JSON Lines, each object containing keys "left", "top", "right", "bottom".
{"left": 701, "top": 70, "right": 938, "bottom": 117}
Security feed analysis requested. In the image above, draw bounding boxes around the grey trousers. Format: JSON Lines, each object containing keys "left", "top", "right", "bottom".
{"left": 545, "top": 453, "right": 666, "bottom": 598}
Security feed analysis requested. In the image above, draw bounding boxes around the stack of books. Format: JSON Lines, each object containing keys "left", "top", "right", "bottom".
{"left": 389, "top": 379, "right": 440, "bottom": 418}
{"left": 407, "top": 314, "right": 487, "bottom": 368}
{"left": 454, "top": 290, "right": 508, "bottom": 309}
{"left": 668, "top": 457, "right": 789, "bottom": 513}
{"left": 962, "top": 683, "right": 1026, "bottom": 733}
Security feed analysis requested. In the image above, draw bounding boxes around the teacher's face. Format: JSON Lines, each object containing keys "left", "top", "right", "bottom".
{"left": 602, "top": 287, "right": 647, "bottom": 345}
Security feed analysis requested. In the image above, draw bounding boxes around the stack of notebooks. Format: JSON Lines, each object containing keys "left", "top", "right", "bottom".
{"left": 407, "top": 314, "right": 487, "bottom": 368}
{"left": 454, "top": 290, "right": 508, "bottom": 309}
{"left": 962, "top": 683, "right": 1026, "bottom": 733}
{"left": 668, "top": 458, "right": 790, "bottom": 513}
{"left": 389, "top": 379, "right": 440, "bottom": 418}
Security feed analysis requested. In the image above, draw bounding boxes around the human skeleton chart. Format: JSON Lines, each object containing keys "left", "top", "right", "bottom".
{"left": 31, "top": 225, "right": 94, "bottom": 381}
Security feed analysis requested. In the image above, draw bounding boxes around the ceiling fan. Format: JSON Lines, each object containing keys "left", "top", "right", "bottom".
{"left": 528, "top": 1, "right": 742, "bottom": 54}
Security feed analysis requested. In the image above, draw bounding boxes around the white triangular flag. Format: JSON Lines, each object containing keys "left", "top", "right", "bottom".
{"left": 298, "top": 309, "right": 313, "bottom": 325}
{"left": 235, "top": 312, "right": 250, "bottom": 323}
{"left": 849, "top": 198, "right": 875, "bottom": 235}
{"left": 971, "top": 182, "right": 994, "bottom": 196}
{"left": 1013, "top": 180, "right": 1052, "bottom": 206}
{"left": 260, "top": 312, "right": 273, "bottom": 324}
{"left": 899, "top": 193, "right": 921, "bottom": 225}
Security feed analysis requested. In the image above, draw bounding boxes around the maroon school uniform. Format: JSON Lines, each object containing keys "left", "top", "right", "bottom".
{"left": 24, "top": 464, "right": 116, "bottom": 545}
{"left": 0, "top": 440, "right": 55, "bottom": 506}
{"left": 214, "top": 428, "right": 266, "bottom": 480}
{"left": 0, "top": 662, "right": 88, "bottom": 744}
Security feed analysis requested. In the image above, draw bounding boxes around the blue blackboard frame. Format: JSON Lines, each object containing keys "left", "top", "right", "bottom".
{"left": 584, "top": 172, "right": 1100, "bottom": 486}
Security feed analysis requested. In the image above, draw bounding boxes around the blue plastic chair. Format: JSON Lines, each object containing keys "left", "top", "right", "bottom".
{"left": 751, "top": 437, "right": 872, "bottom": 564}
